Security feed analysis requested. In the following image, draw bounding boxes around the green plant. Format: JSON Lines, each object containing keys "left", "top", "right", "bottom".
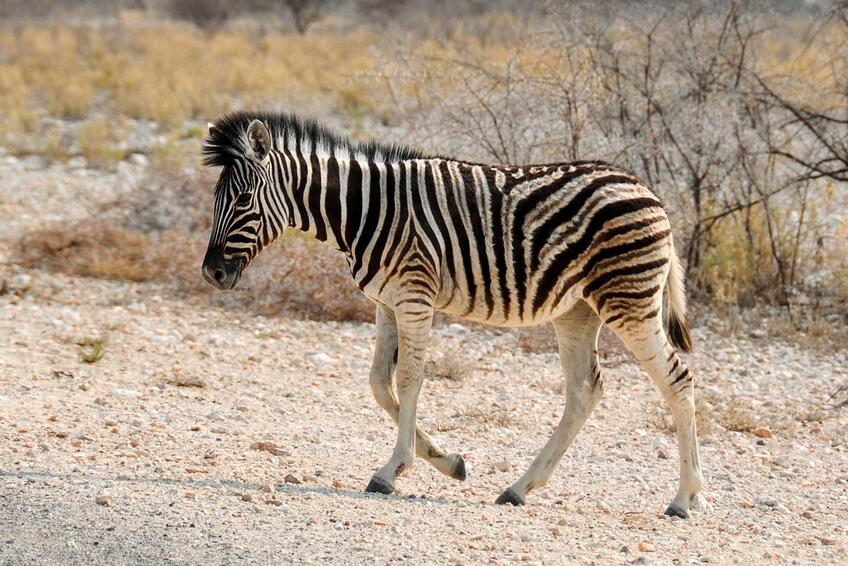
{"left": 78, "top": 338, "right": 106, "bottom": 364}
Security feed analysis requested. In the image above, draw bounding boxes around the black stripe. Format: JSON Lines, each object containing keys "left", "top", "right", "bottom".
{"left": 553, "top": 229, "right": 671, "bottom": 306}
{"left": 294, "top": 150, "right": 310, "bottom": 232}
{"left": 487, "top": 175, "right": 509, "bottom": 318}
{"left": 408, "top": 161, "right": 441, "bottom": 259}
{"left": 384, "top": 163, "right": 408, "bottom": 266}
{"left": 344, "top": 160, "right": 363, "bottom": 250}
{"left": 671, "top": 367, "right": 690, "bottom": 386}
{"left": 309, "top": 154, "right": 327, "bottom": 241}
{"left": 323, "top": 157, "right": 345, "bottom": 249}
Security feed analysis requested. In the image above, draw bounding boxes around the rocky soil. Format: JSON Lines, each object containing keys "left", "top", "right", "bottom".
{"left": 1, "top": 154, "right": 847, "bottom": 565}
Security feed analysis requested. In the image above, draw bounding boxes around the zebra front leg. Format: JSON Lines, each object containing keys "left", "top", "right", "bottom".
{"left": 365, "top": 305, "right": 433, "bottom": 495}
{"left": 497, "top": 301, "right": 604, "bottom": 505}
{"left": 367, "top": 305, "right": 465, "bottom": 489}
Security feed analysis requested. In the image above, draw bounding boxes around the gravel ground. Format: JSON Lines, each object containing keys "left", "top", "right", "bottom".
{"left": 1, "top": 156, "right": 847, "bottom": 565}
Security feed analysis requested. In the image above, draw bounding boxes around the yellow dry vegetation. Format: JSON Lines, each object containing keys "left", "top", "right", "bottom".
{"left": 0, "top": 22, "right": 384, "bottom": 128}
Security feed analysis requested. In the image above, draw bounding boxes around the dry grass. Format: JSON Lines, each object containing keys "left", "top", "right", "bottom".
{"left": 0, "top": 21, "right": 387, "bottom": 152}
{"left": 829, "top": 384, "right": 848, "bottom": 410}
{"left": 425, "top": 346, "right": 475, "bottom": 382}
{"left": 164, "top": 368, "right": 207, "bottom": 388}
{"left": 77, "top": 118, "right": 125, "bottom": 169}
{"left": 435, "top": 405, "right": 518, "bottom": 433}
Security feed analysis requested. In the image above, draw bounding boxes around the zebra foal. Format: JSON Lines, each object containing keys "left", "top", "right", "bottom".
{"left": 201, "top": 111, "right": 707, "bottom": 518}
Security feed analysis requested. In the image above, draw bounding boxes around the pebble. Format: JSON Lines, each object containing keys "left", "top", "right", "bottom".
{"left": 656, "top": 447, "right": 670, "bottom": 459}
{"left": 754, "top": 496, "right": 789, "bottom": 513}
{"left": 752, "top": 426, "right": 773, "bottom": 438}
{"left": 250, "top": 441, "right": 289, "bottom": 456}
{"left": 302, "top": 474, "right": 318, "bottom": 483}
{"left": 95, "top": 495, "right": 112, "bottom": 507}
{"left": 184, "top": 490, "right": 196, "bottom": 499}
{"left": 284, "top": 474, "right": 301, "bottom": 485}
{"left": 494, "top": 460, "right": 511, "bottom": 472}
{"left": 110, "top": 389, "right": 141, "bottom": 399}
{"left": 241, "top": 493, "right": 254, "bottom": 502}
{"left": 638, "top": 542, "right": 656, "bottom": 552}
{"left": 258, "top": 480, "right": 274, "bottom": 493}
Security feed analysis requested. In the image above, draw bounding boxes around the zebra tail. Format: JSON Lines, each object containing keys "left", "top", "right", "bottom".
{"left": 665, "top": 242, "right": 694, "bottom": 353}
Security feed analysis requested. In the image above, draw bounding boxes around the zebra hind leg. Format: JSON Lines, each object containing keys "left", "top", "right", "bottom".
{"left": 603, "top": 303, "right": 704, "bottom": 518}
{"left": 496, "top": 301, "right": 604, "bottom": 506}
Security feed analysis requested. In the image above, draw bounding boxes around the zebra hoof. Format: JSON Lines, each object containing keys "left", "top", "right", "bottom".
{"left": 449, "top": 455, "right": 467, "bottom": 482}
{"left": 495, "top": 488, "right": 525, "bottom": 506}
{"left": 364, "top": 476, "right": 395, "bottom": 495}
{"left": 663, "top": 504, "right": 690, "bottom": 519}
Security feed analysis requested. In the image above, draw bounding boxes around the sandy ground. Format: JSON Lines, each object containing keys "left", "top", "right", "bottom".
{"left": 1, "top": 156, "right": 847, "bottom": 565}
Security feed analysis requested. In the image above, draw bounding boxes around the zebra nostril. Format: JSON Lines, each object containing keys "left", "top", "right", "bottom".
{"left": 213, "top": 268, "right": 226, "bottom": 284}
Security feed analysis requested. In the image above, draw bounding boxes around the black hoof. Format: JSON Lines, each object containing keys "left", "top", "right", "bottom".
{"left": 495, "top": 488, "right": 525, "bottom": 506}
{"left": 364, "top": 476, "right": 394, "bottom": 495}
{"left": 664, "top": 504, "right": 690, "bottom": 519}
{"left": 450, "top": 455, "right": 467, "bottom": 482}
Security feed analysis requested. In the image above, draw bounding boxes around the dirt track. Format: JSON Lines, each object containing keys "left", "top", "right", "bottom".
{"left": 1, "top": 267, "right": 847, "bottom": 565}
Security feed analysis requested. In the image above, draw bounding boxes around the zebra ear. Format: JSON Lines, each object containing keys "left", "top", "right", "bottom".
{"left": 206, "top": 121, "right": 218, "bottom": 135}
{"left": 247, "top": 119, "right": 272, "bottom": 161}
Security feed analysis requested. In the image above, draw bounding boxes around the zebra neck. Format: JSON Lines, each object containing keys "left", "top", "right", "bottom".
{"left": 279, "top": 151, "right": 384, "bottom": 256}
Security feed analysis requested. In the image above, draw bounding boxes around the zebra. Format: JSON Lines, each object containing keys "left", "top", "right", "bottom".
{"left": 201, "top": 111, "right": 707, "bottom": 518}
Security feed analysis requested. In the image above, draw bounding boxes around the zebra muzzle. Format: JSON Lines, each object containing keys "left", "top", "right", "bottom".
{"left": 201, "top": 247, "right": 242, "bottom": 290}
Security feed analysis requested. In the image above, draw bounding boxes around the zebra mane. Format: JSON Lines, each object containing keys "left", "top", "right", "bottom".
{"left": 202, "top": 111, "right": 438, "bottom": 167}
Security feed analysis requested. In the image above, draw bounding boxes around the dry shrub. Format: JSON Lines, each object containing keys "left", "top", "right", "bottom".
{"left": 425, "top": 346, "right": 475, "bottom": 382}
{"left": 516, "top": 325, "right": 558, "bottom": 354}
{"left": 237, "top": 233, "right": 374, "bottom": 322}
{"left": 16, "top": 221, "right": 198, "bottom": 283}
{"left": 650, "top": 396, "right": 718, "bottom": 437}
{"left": 715, "top": 398, "right": 758, "bottom": 433}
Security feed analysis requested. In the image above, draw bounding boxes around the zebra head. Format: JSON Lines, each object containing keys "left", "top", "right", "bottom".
{"left": 202, "top": 119, "right": 286, "bottom": 289}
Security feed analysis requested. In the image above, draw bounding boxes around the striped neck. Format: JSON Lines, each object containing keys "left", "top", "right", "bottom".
{"left": 275, "top": 149, "right": 384, "bottom": 255}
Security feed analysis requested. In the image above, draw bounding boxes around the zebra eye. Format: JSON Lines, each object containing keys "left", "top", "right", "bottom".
{"left": 234, "top": 193, "right": 252, "bottom": 208}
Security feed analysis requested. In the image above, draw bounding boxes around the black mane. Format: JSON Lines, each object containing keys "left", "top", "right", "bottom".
{"left": 202, "top": 111, "right": 439, "bottom": 167}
